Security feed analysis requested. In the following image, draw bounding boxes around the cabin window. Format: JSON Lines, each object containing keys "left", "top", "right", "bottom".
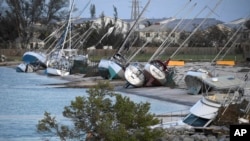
{"left": 183, "top": 114, "right": 210, "bottom": 127}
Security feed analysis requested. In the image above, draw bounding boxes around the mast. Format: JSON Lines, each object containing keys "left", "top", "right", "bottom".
{"left": 61, "top": 0, "right": 75, "bottom": 50}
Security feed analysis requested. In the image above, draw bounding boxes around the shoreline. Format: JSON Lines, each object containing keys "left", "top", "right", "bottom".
{"left": 50, "top": 61, "right": 250, "bottom": 107}
{"left": 116, "top": 86, "right": 200, "bottom": 106}
{"left": 44, "top": 71, "right": 200, "bottom": 106}
{"left": 3, "top": 61, "right": 250, "bottom": 107}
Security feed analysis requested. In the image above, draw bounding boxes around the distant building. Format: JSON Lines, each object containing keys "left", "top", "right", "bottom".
{"left": 138, "top": 18, "right": 223, "bottom": 45}
{"left": 72, "top": 16, "right": 146, "bottom": 34}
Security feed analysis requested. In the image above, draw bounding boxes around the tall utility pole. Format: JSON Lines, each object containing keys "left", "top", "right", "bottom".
{"left": 131, "top": 0, "right": 140, "bottom": 20}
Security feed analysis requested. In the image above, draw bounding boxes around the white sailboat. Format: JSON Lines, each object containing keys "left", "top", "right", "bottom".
{"left": 45, "top": 0, "right": 75, "bottom": 76}
{"left": 124, "top": 35, "right": 155, "bottom": 87}
{"left": 46, "top": 49, "right": 77, "bottom": 76}
{"left": 124, "top": 62, "right": 145, "bottom": 87}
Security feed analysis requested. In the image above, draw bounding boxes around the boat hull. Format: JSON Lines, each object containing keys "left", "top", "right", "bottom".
{"left": 46, "top": 67, "right": 70, "bottom": 76}
{"left": 143, "top": 60, "right": 166, "bottom": 86}
{"left": 184, "top": 70, "right": 212, "bottom": 95}
{"left": 23, "top": 51, "right": 47, "bottom": 68}
{"left": 70, "top": 54, "right": 89, "bottom": 74}
{"left": 108, "top": 60, "right": 124, "bottom": 80}
{"left": 182, "top": 93, "right": 224, "bottom": 127}
{"left": 16, "top": 63, "right": 34, "bottom": 73}
{"left": 98, "top": 59, "right": 110, "bottom": 79}
{"left": 124, "top": 62, "right": 145, "bottom": 87}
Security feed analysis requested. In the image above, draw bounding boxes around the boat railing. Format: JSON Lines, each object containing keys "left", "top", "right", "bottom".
{"left": 150, "top": 109, "right": 190, "bottom": 129}
{"left": 155, "top": 108, "right": 190, "bottom": 124}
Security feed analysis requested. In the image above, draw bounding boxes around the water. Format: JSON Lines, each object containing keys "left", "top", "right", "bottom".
{"left": 0, "top": 67, "right": 189, "bottom": 140}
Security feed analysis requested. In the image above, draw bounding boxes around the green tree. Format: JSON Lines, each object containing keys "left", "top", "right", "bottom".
{"left": 0, "top": 0, "right": 69, "bottom": 48}
{"left": 206, "top": 25, "right": 229, "bottom": 47}
{"left": 37, "top": 81, "right": 163, "bottom": 141}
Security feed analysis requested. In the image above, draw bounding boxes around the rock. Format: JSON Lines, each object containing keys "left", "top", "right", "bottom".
{"left": 183, "top": 136, "right": 194, "bottom": 141}
{"left": 217, "top": 135, "right": 230, "bottom": 141}
{"left": 172, "top": 136, "right": 181, "bottom": 141}
{"left": 191, "top": 134, "right": 208, "bottom": 141}
{"left": 207, "top": 135, "right": 217, "bottom": 141}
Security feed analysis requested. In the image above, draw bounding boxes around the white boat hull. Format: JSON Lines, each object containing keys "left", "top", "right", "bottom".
{"left": 46, "top": 67, "right": 70, "bottom": 76}
{"left": 16, "top": 63, "right": 34, "bottom": 73}
{"left": 143, "top": 60, "right": 166, "bottom": 86}
{"left": 124, "top": 62, "right": 145, "bottom": 87}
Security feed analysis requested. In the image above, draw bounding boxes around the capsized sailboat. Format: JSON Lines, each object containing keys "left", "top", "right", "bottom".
{"left": 124, "top": 39, "right": 152, "bottom": 87}
{"left": 16, "top": 18, "right": 69, "bottom": 73}
{"left": 46, "top": 49, "right": 77, "bottom": 76}
{"left": 143, "top": 60, "right": 168, "bottom": 86}
{"left": 124, "top": 62, "right": 145, "bottom": 88}
{"left": 16, "top": 36, "right": 53, "bottom": 73}
{"left": 45, "top": 0, "right": 75, "bottom": 76}
{"left": 22, "top": 51, "right": 47, "bottom": 68}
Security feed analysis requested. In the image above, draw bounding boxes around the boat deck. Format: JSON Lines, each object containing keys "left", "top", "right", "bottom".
{"left": 202, "top": 75, "right": 244, "bottom": 90}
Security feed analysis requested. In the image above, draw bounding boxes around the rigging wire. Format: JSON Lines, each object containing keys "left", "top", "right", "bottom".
{"left": 170, "top": 0, "right": 224, "bottom": 59}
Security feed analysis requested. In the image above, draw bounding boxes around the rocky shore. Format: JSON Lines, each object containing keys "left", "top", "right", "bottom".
{"left": 157, "top": 126, "right": 230, "bottom": 141}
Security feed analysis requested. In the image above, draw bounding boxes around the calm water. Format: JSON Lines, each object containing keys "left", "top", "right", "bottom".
{"left": 0, "top": 67, "right": 189, "bottom": 140}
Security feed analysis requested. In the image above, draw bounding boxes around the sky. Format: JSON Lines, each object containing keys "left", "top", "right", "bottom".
{"left": 73, "top": 0, "right": 250, "bottom": 23}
